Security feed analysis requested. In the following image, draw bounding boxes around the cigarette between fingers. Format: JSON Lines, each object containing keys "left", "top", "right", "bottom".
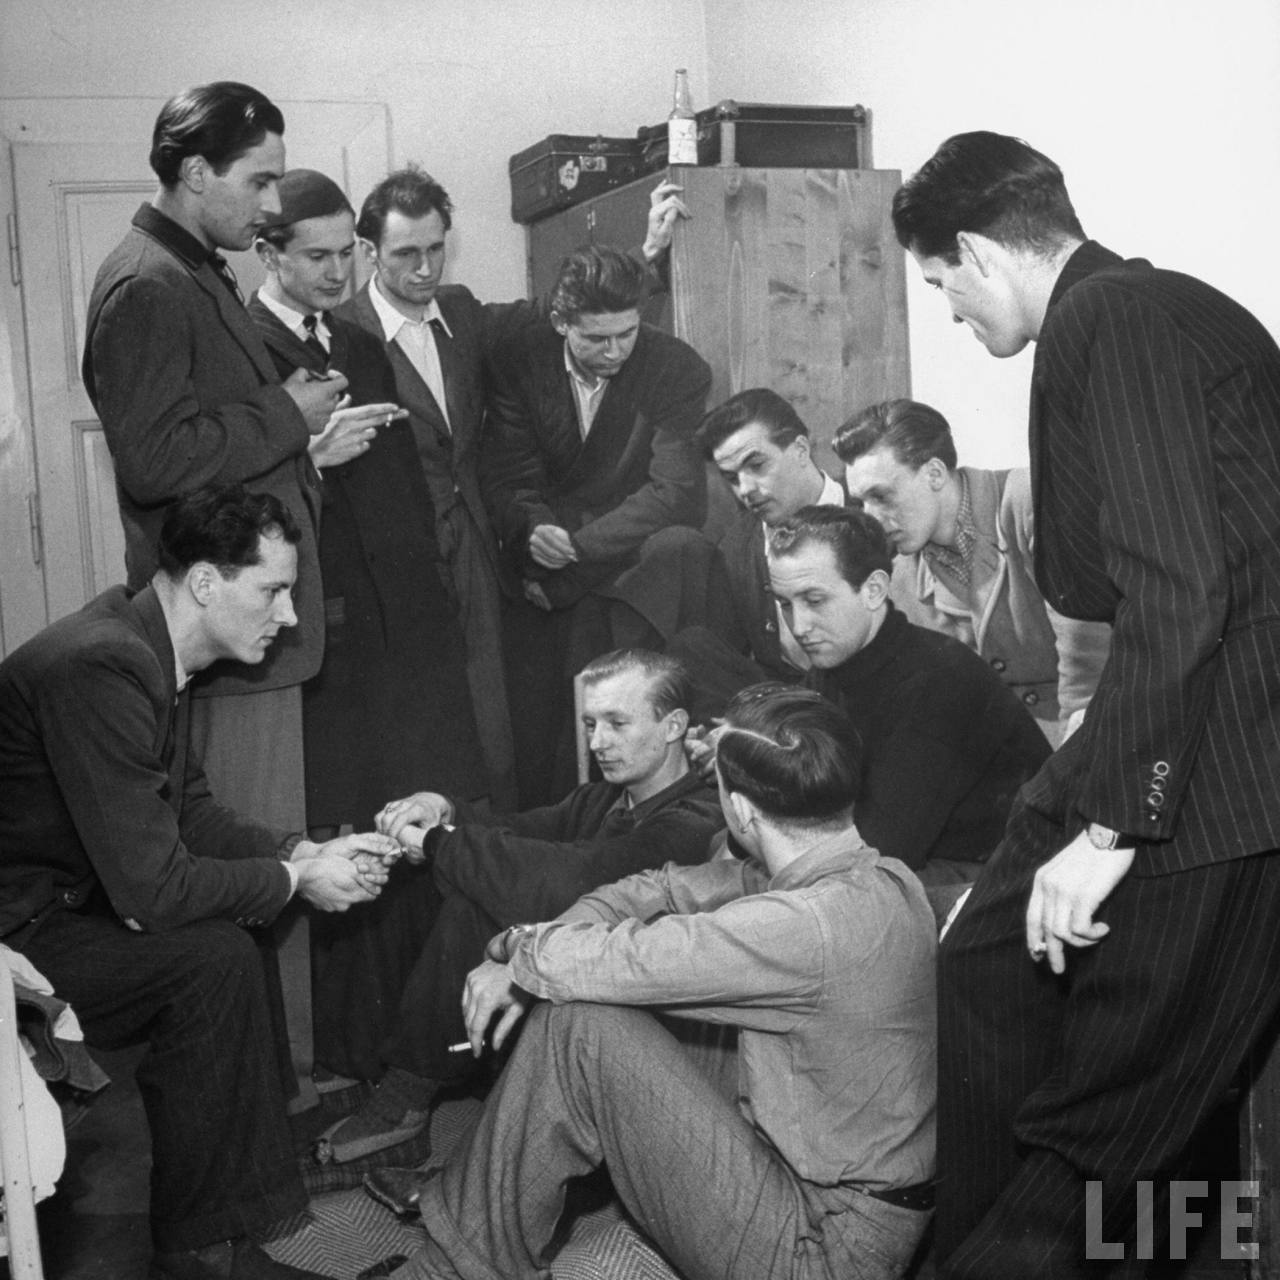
{"left": 447, "top": 1041, "right": 471, "bottom": 1053}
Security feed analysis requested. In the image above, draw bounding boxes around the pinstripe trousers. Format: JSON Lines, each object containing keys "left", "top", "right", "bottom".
{"left": 936, "top": 788, "right": 1280, "bottom": 1278}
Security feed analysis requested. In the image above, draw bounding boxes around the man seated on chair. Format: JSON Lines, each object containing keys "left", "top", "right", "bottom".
{"left": 311, "top": 649, "right": 723, "bottom": 1174}
{"left": 365, "top": 683, "right": 937, "bottom": 1280}
{"left": 0, "top": 484, "right": 399, "bottom": 1280}
{"left": 669, "top": 386, "right": 849, "bottom": 721}
{"left": 767, "top": 506, "right": 1050, "bottom": 886}
{"left": 835, "top": 397, "right": 1110, "bottom": 744}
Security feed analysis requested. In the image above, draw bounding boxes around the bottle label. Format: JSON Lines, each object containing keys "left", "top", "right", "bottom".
{"left": 668, "top": 118, "right": 698, "bottom": 166}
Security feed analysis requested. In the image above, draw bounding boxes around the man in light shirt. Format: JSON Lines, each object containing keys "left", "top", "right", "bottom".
{"left": 364, "top": 683, "right": 937, "bottom": 1280}
{"left": 335, "top": 167, "right": 535, "bottom": 809}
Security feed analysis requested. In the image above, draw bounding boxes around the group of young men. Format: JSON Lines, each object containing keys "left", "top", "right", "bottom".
{"left": 2, "top": 72, "right": 1279, "bottom": 1280}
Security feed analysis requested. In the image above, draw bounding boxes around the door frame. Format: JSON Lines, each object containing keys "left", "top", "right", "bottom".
{"left": 0, "top": 96, "right": 390, "bottom": 655}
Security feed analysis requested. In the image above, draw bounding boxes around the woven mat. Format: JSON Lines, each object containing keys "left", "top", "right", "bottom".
{"left": 263, "top": 1094, "right": 682, "bottom": 1280}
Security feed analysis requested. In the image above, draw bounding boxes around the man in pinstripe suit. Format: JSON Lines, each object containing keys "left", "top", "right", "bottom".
{"left": 893, "top": 131, "right": 1280, "bottom": 1276}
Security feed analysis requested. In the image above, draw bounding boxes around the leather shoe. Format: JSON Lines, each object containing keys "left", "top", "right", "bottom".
{"left": 151, "top": 1237, "right": 330, "bottom": 1279}
{"left": 363, "top": 1165, "right": 427, "bottom": 1217}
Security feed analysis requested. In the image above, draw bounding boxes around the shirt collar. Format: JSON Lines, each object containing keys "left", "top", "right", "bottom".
{"left": 563, "top": 342, "right": 606, "bottom": 395}
{"left": 369, "top": 276, "right": 452, "bottom": 342}
{"left": 769, "top": 825, "right": 876, "bottom": 891}
{"left": 132, "top": 204, "right": 209, "bottom": 272}
{"left": 817, "top": 471, "right": 845, "bottom": 507}
{"left": 255, "top": 287, "right": 321, "bottom": 336}
{"left": 923, "top": 470, "right": 976, "bottom": 584}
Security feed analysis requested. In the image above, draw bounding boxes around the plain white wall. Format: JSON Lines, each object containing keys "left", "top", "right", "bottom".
{"left": 0, "top": 0, "right": 709, "bottom": 304}
{"left": 1, "top": 0, "right": 1277, "bottom": 472}
{"left": 704, "top": 0, "right": 1280, "bottom": 465}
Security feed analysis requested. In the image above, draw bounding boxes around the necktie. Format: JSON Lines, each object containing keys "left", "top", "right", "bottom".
{"left": 301, "top": 314, "right": 330, "bottom": 369}
{"left": 208, "top": 251, "right": 244, "bottom": 304}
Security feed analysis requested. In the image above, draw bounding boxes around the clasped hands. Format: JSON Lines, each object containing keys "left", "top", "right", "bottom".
{"left": 287, "top": 830, "right": 401, "bottom": 912}
{"left": 374, "top": 791, "right": 455, "bottom": 863}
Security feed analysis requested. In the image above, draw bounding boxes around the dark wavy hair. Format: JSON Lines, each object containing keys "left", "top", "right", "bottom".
{"left": 833, "top": 398, "right": 957, "bottom": 472}
{"left": 892, "top": 130, "right": 1085, "bottom": 263}
{"left": 357, "top": 166, "right": 454, "bottom": 245}
{"left": 156, "top": 485, "right": 300, "bottom": 578}
{"left": 717, "top": 684, "right": 859, "bottom": 824}
{"left": 697, "top": 387, "right": 808, "bottom": 457}
{"left": 150, "top": 82, "right": 284, "bottom": 187}
{"left": 766, "top": 506, "right": 891, "bottom": 591}
{"left": 549, "top": 246, "right": 647, "bottom": 322}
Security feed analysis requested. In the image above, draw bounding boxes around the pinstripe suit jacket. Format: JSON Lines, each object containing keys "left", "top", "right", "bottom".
{"left": 1027, "top": 241, "right": 1280, "bottom": 874}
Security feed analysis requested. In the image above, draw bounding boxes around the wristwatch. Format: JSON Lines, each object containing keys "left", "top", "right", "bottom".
{"left": 499, "top": 923, "right": 537, "bottom": 963}
{"left": 1086, "top": 822, "right": 1124, "bottom": 850}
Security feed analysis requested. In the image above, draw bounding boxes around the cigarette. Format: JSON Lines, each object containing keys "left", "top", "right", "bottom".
{"left": 447, "top": 1041, "right": 472, "bottom": 1053}
{"left": 398, "top": 822, "right": 455, "bottom": 852}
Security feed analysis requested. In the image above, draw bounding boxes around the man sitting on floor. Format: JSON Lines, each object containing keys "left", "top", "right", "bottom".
{"left": 312, "top": 649, "right": 723, "bottom": 1173}
{"left": 0, "top": 484, "right": 399, "bottom": 1280}
{"left": 366, "top": 682, "right": 937, "bottom": 1280}
{"left": 768, "top": 506, "right": 1050, "bottom": 885}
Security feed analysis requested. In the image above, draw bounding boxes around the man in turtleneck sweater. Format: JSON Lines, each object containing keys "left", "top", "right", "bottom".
{"left": 766, "top": 506, "right": 1049, "bottom": 885}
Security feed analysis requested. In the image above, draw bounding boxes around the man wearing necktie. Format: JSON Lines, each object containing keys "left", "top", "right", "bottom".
{"left": 248, "top": 169, "right": 489, "bottom": 1084}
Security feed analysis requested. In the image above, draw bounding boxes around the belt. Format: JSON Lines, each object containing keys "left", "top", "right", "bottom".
{"left": 865, "top": 1181, "right": 935, "bottom": 1212}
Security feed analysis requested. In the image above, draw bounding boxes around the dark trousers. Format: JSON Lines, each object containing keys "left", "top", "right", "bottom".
{"left": 383, "top": 890, "right": 499, "bottom": 1083}
{"left": 13, "top": 909, "right": 305, "bottom": 1251}
{"left": 937, "top": 792, "right": 1280, "bottom": 1278}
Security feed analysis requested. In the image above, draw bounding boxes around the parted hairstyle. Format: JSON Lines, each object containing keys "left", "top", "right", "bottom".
{"left": 892, "top": 130, "right": 1085, "bottom": 263}
{"left": 156, "top": 485, "right": 300, "bottom": 579}
{"left": 578, "top": 648, "right": 691, "bottom": 721}
{"left": 550, "top": 246, "right": 647, "bottom": 322}
{"left": 150, "top": 82, "right": 285, "bottom": 188}
{"left": 833, "top": 398, "right": 958, "bottom": 472}
{"left": 697, "top": 388, "right": 809, "bottom": 458}
{"left": 357, "top": 166, "right": 453, "bottom": 246}
{"left": 767, "top": 506, "right": 892, "bottom": 591}
{"left": 717, "top": 683, "right": 860, "bottom": 824}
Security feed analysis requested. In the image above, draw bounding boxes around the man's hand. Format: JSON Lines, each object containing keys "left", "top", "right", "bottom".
{"left": 308, "top": 401, "right": 408, "bottom": 469}
{"left": 522, "top": 579, "right": 553, "bottom": 612}
{"left": 642, "top": 181, "right": 690, "bottom": 261}
{"left": 528, "top": 524, "right": 578, "bottom": 570}
{"left": 1025, "top": 830, "right": 1135, "bottom": 974}
{"left": 293, "top": 855, "right": 382, "bottom": 912}
{"left": 461, "top": 958, "right": 531, "bottom": 1055}
{"left": 376, "top": 791, "right": 454, "bottom": 847}
{"left": 684, "top": 720, "right": 725, "bottom": 782}
{"left": 282, "top": 366, "right": 350, "bottom": 434}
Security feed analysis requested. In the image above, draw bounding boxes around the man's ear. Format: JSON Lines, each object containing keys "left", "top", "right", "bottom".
{"left": 179, "top": 154, "right": 207, "bottom": 195}
{"left": 357, "top": 237, "right": 378, "bottom": 267}
{"left": 922, "top": 456, "right": 949, "bottom": 490}
{"left": 187, "top": 562, "right": 218, "bottom": 606}
{"left": 254, "top": 239, "right": 278, "bottom": 272}
{"left": 727, "top": 787, "right": 757, "bottom": 834}
{"left": 665, "top": 707, "right": 690, "bottom": 742}
{"left": 859, "top": 568, "right": 891, "bottom": 611}
{"left": 550, "top": 310, "right": 569, "bottom": 337}
{"left": 956, "top": 230, "right": 992, "bottom": 277}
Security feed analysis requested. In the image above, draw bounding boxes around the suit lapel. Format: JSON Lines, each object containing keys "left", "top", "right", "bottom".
{"left": 247, "top": 294, "right": 327, "bottom": 378}
{"left": 191, "top": 262, "right": 281, "bottom": 384}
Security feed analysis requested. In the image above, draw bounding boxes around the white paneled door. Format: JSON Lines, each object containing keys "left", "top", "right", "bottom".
{"left": 1, "top": 98, "right": 389, "bottom": 652}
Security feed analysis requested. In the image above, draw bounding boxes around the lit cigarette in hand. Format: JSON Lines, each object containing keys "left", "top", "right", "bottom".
{"left": 398, "top": 822, "right": 455, "bottom": 852}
